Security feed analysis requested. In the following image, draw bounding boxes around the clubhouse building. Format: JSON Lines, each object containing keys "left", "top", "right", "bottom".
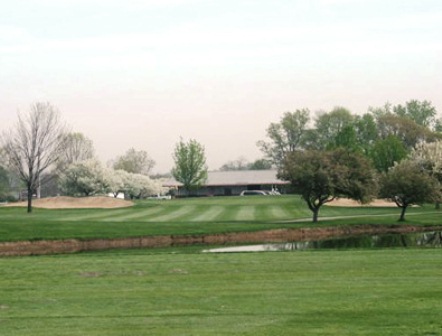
{"left": 164, "top": 170, "right": 290, "bottom": 197}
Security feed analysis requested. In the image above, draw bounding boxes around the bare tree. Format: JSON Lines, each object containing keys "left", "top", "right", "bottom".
{"left": 1, "top": 102, "right": 66, "bottom": 212}
{"left": 112, "top": 148, "right": 155, "bottom": 176}
{"left": 57, "top": 132, "right": 95, "bottom": 171}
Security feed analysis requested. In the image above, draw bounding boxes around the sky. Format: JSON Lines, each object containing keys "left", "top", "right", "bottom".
{"left": 1, "top": 0, "right": 442, "bottom": 173}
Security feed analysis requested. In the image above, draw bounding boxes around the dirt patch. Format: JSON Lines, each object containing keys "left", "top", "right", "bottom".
{"left": 326, "top": 198, "right": 396, "bottom": 207}
{"left": 1, "top": 224, "right": 440, "bottom": 256}
{"left": 2, "top": 196, "right": 134, "bottom": 209}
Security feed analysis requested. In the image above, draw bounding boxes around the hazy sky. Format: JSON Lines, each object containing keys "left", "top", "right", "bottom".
{"left": 1, "top": 0, "right": 441, "bottom": 173}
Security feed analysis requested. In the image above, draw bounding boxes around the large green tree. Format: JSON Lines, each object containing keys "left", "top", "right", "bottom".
{"left": 258, "top": 109, "right": 310, "bottom": 166}
{"left": 369, "top": 135, "right": 408, "bottom": 173}
{"left": 379, "top": 159, "right": 440, "bottom": 221}
{"left": 279, "top": 149, "right": 377, "bottom": 222}
{"left": 172, "top": 138, "right": 208, "bottom": 195}
{"left": 376, "top": 113, "right": 435, "bottom": 149}
{"left": 314, "top": 107, "right": 354, "bottom": 150}
{"left": 354, "top": 113, "right": 379, "bottom": 155}
{"left": 393, "top": 99, "right": 437, "bottom": 129}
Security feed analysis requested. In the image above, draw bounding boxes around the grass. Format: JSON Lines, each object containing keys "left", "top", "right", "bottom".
{"left": 0, "top": 248, "right": 441, "bottom": 335}
{"left": 0, "top": 195, "right": 440, "bottom": 242}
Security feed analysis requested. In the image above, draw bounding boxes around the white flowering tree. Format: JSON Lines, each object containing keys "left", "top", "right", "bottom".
{"left": 410, "top": 140, "right": 442, "bottom": 176}
{"left": 105, "top": 169, "right": 128, "bottom": 198}
{"left": 124, "top": 173, "right": 159, "bottom": 199}
{"left": 59, "top": 159, "right": 109, "bottom": 196}
{"left": 410, "top": 140, "right": 442, "bottom": 208}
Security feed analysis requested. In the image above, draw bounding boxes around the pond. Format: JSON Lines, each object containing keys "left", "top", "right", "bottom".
{"left": 203, "top": 231, "right": 442, "bottom": 253}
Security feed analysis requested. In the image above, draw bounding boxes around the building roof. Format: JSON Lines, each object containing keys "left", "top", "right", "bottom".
{"left": 164, "top": 170, "right": 289, "bottom": 187}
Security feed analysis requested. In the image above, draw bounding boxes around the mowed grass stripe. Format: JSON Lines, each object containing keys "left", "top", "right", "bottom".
{"left": 270, "top": 205, "right": 291, "bottom": 219}
{"left": 104, "top": 207, "right": 164, "bottom": 222}
{"left": 235, "top": 206, "right": 256, "bottom": 221}
{"left": 192, "top": 206, "right": 225, "bottom": 222}
{"left": 148, "top": 205, "right": 197, "bottom": 222}
{"left": 60, "top": 208, "right": 134, "bottom": 221}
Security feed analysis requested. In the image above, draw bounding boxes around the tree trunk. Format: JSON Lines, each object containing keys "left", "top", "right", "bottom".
{"left": 312, "top": 208, "right": 319, "bottom": 223}
{"left": 398, "top": 205, "right": 407, "bottom": 222}
{"left": 27, "top": 186, "right": 33, "bottom": 213}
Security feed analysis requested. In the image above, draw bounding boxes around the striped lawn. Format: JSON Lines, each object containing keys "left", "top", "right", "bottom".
{"left": 60, "top": 204, "right": 295, "bottom": 223}
{"left": 1, "top": 195, "right": 440, "bottom": 242}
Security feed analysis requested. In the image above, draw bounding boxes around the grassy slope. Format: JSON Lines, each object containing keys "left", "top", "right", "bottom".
{"left": 0, "top": 248, "right": 441, "bottom": 335}
{"left": 0, "top": 195, "right": 440, "bottom": 242}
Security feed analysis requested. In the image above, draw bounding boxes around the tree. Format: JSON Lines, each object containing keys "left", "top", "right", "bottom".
{"left": 314, "top": 107, "right": 354, "bottom": 150}
{"left": 105, "top": 169, "right": 127, "bottom": 198}
{"left": 410, "top": 140, "right": 442, "bottom": 177}
{"left": 172, "top": 138, "right": 208, "bottom": 195}
{"left": 279, "top": 149, "right": 377, "bottom": 222}
{"left": 124, "top": 173, "right": 159, "bottom": 199}
{"left": 219, "top": 156, "right": 250, "bottom": 171}
{"left": 376, "top": 113, "right": 436, "bottom": 149}
{"left": 257, "top": 109, "right": 310, "bottom": 166}
{"left": 1, "top": 102, "right": 66, "bottom": 212}
{"left": 379, "top": 160, "right": 440, "bottom": 221}
{"left": 393, "top": 99, "right": 437, "bottom": 129}
{"left": 219, "top": 157, "right": 272, "bottom": 171}
{"left": 354, "top": 113, "right": 379, "bottom": 155}
{"left": 369, "top": 135, "right": 408, "bottom": 173}
{"left": 57, "top": 132, "right": 95, "bottom": 171}
{"left": 112, "top": 148, "right": 155, "bottom": 176}
{"left": 332, "top": 125, "right": 361, "bottom": 153}
{"left": 249, "top": 158, "right": 272, "bottom": 170}
{"left": 409, "top": 140, "right": 442, "bottom": 208}
{"left": 59, "top": 159, "right": 109, "bottom": 197}
{"left": 0, "top": 166, "right": 10, "bottom": 201}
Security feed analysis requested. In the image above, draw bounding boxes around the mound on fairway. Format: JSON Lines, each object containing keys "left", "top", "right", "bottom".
{"left": 3, "top": 196, "right": 134, "bottom": 209}
{"left": 326, "top": 198, "right": 396, "bottom": 207}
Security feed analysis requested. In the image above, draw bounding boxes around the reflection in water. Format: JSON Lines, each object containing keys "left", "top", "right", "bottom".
{"left": 203, "top": 231, "right": 442, "bottom": 253}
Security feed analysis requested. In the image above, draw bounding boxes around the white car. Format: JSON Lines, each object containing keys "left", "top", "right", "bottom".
{"left": 240, "top": 190, "right": 268, "bottom": 196}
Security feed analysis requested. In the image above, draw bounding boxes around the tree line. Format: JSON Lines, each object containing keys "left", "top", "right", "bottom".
{"left": 0, "top": 103, "right": 214, "bottom": 212}
{"left": 1, "top": 99, "right": 441, "bottom": 222}
{"left": 0, "top": 103, "right": 168, "bottom": 212}
{"left": 260, "top": 100, "right": 442, "bottom": 222}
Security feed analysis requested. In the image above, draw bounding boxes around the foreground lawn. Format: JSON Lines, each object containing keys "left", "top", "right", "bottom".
{"left": 0, "top": 248, "right": 441, "bottom": 335}
{"left": 0, "top": 195, "right": 440, "bottom": 242}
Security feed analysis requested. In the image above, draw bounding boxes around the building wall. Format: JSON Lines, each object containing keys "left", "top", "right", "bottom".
{"left": 175, "top": 184, "right": 286, "bottom": 197}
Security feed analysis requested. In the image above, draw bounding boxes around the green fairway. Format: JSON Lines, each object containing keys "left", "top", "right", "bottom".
{"left": 0, "top": 195, "right": 440, "bottom": 242}
{"left": 0, "top": 248, "right": 441, "bottom": 335}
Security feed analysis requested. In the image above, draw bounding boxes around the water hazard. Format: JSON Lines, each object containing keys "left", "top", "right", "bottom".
{"left": 203, "top": 231, "right": 442, "bottom": 253}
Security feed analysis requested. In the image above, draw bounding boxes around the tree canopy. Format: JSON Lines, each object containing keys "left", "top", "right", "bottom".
{"left": 57, "top": 132, "right": 95, "bottom": 171}
{"left": 172, "top": 138, "right": 208, "bottom": 195}
{"left": 379, "top": 159, "right": 441, "bottom": 221}
{"left": 113, "top": 148, "right": 155, "bottom": 176}
{"left": 257, "top": 109, "right": 310, "bottom": 166}
{"left": 279, "top": 149, "right": 377, "bottom": 222}
{"left": 59, "top": 159, "right": 109, "bottom": 197}
{"left": 219, "top": 157, "right": 272, "bottom": 171}
{"left": 1, "top": 102, "right": 66, "bottom": 212}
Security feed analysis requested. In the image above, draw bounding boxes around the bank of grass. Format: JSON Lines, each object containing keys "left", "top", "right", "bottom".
{"left": 0, "top": 248, "right": 441, "bottom": 335}
{"left": 0, "top": 195, "right": 440, "bottom": 242}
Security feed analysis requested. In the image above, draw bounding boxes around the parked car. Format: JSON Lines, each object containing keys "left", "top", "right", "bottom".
{"left": 240, "top": 190, "right": 268, "bottom": 196}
